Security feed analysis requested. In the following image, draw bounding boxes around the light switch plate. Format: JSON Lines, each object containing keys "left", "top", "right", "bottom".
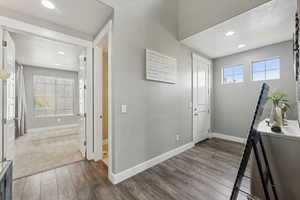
{"left": 121, "top": 105, "right": 127, "bottom": 113}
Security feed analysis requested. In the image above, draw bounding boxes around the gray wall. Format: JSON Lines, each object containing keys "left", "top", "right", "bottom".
{"left": 177, "top": 0, "right": 270, "bottom": 40}
{"left": 212, "top": 41, "right": 297, "bottom": 139}
{"left": 23, "top": 65, "right": 79, "bottom": 130}
{"left": 110, "top": 0, "right": 195, "bottom": 174}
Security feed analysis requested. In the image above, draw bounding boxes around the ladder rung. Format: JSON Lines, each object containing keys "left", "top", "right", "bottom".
{"left": 243, "top": 175, "right": 251, "bottom": 180}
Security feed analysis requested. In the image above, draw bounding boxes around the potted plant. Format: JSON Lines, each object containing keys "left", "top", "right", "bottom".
{"left": 280, "top": 101, "right": 290, "bottom": 126}
{"left": 268, "top": 90, "right": 289, "bottom": 128}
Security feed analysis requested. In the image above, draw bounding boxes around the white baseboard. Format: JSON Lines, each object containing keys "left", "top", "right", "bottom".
{"left": 110, "top": 142, "right": 194, "bottom": 184}
{"left": 212, "top": 132, "right": 246, "bottom": 144}
{"left": 27, "top": 124, "right": 79, "bottom": 133}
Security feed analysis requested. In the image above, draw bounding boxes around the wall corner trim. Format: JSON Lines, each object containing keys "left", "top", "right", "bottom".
{"left": 212, "top": 132, "right": 246, "bottom": 144}
{"left": 110, "top": 142, "right": 194, "bottom": 184}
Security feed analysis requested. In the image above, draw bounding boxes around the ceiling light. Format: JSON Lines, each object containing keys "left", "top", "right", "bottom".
{"left": 225, "top": 31, "right": 235, "bottom": 36}
{"left": 58, "top": 51, "right": 65, "bottom": 55}
{"left": 41, "top": 0, "right": 55, "bottom": 9}
{"left": 238, "top": 44, "right": 246, "bottom": 49}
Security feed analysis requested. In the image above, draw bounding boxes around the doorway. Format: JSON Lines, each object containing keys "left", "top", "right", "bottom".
{"left": 192, "top": 53, "right": 212, "bottom": 143}
{"left": 93, "top": 20, "right": 112, "bottom": 178}
{"left": 1, "top": 29, "right": 88, "bottom": 179}
{"left": 101, "top": 44, "right": 109, "bottom": 166}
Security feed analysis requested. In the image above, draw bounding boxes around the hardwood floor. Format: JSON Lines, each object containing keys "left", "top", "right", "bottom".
{"left": 13, "top": 138, "right": 250, "bottom": 200}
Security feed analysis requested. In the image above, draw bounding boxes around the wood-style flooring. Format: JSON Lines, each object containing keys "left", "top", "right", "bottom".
{"left": 13, "top": 138, "right": 251, "bottom": 200}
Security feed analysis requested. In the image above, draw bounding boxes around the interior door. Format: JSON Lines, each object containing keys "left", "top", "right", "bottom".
{"left": 93, "top": 47, "right": 103, "bottom": 160}
{"left": 3, "top": 31, "right": 16, "bottom": 161}
{"left": 78, "top": 51, "right": 87, "bottom": 158}
{"left": 193, "top": 53, "right": 210, "bottom": 143}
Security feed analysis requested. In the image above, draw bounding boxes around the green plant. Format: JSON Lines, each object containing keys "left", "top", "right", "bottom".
{"left": 268, "top": 89, "right": 289, "bottom": 108}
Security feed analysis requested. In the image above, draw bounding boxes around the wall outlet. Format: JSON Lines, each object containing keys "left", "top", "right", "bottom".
{"left": 176, "top": 134, "right": 180, "bottom": 141}
{"left": 121, "top": 105, "right": 127, "bottom": 113}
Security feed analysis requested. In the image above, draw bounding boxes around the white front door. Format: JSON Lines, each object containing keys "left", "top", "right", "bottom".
{"left": 192, "top": 53, "right": 210, "bottom": 143}
{"left": 78, "top": 51, "right": 87, "bottom": 158}
{"left": 2, "top": 31, "right": 16, "bottom": 161}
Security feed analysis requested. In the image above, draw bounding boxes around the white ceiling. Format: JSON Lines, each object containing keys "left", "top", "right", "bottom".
{"left": 182, "top": 0, "right": 296, "bottom": 59}
{"left": 11, "top": 32, "right": 84, "bottom": 71}
{"left": 0, "top": 0, "right": 113, "bottom": 40}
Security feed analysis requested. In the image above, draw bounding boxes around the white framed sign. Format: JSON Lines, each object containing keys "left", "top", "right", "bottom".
{"left": 146, "top": 49, "right": 177, "bottom": 84}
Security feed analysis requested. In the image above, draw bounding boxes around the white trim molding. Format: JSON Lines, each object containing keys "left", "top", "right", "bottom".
{"left": 27, "top": 124, "right": 79, "bottom": 134}
{"left": 0, "top": 16, "right": 92, "bottom": 48}
{"left": 211, "top": 132, "right": 246, "bottom": 144}
{"left": 0, "top": 16, "right": 93, "bottom": 47}
{"left": 110, "top": 142, "right": 194, "bottom": 185}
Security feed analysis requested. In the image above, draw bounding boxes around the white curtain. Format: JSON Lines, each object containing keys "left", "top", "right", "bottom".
{"left": 16, "top": 65, "right": 27, "bottom": 137}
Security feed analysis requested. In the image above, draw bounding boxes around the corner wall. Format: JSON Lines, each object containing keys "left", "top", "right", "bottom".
{"left": 110, "top": 0, "right": 194, "bottom": 174}
{"left": 212, "top": 41, "right": 296, "bottom": 139}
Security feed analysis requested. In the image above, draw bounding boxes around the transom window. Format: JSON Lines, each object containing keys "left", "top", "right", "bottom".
{"left": 33, "top": 75, "right": 74, "bottom": 117}
{"left": 252, "top": 58, "right": 280, "bottom": 81}
{"left": 223, "top": 65, "right": 244, "bottom": 84}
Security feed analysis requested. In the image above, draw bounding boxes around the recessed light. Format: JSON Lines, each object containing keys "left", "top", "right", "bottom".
{"left": 238, "top": 44, "right": 246, "bottom": 49}
{"left": 58, "top": 51, "right": 65, "bottom": 55}
{"left": 226, "top": 31, "right": 235, "bottom": 36}
{"left": 41, "top": 0, "right": 55, "bottom": 9}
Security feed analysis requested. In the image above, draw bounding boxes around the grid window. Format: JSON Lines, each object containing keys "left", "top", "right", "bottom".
{"left": 33, "top": 75, "right": 74, "bottom": 117}
{"left": 223, "top": 65, "right": 244, "bottom": 84}
{"left": 252, "top": 58, "right": 280, "bottom": 81}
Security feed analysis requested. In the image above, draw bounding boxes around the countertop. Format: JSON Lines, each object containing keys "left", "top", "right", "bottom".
{"left": 257, "top": 119, "right": 300, "bottom": 141}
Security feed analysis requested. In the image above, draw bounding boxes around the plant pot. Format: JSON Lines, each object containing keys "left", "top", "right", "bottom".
{"left": 270, "top": 103, "right": 283, "bottom": 127}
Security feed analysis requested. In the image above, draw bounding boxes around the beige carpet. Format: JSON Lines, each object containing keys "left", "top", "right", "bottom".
{"left": 14, "top": 127, "right": 84, "bottom": 179}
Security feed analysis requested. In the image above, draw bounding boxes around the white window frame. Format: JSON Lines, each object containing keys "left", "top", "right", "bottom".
{"left": 33, "top": 75, "right": 75, "bottom": 118}
{"left": 251, "top": 57, "right": 281, "bottom": 81}
{"left": 222, "top": 64, "right": 244, "bottom": 85}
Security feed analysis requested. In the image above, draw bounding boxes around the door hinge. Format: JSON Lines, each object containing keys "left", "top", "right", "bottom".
{"left": 84, "top": 57, "right": 87, "bottom": 62}
{"left": 2, "top": 40, "right": 7, "bottom": 47}
{"left": 84, "top": 84, "right": 87, "bottom": 89}
{"left": 83, "top": 141, "right": 87, "bottom": 146}
{"left": 84, "top": 113, "right": 87, "bottom": 118}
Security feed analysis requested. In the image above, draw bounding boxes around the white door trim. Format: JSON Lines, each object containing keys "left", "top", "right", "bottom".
{"left": 93, "top": 20, "right": 113, "bottom": 182}
{"left": 0, "top": 16, "right": 92, "bottom": 48}
{"left": 0, "top": 28, "right": 3, "bottom": 160}
{"left": 192, "top": 53, "right": 212, "bottom": 144}
{"left": 0, "top": 17, "right": 94, "bottom": 161}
